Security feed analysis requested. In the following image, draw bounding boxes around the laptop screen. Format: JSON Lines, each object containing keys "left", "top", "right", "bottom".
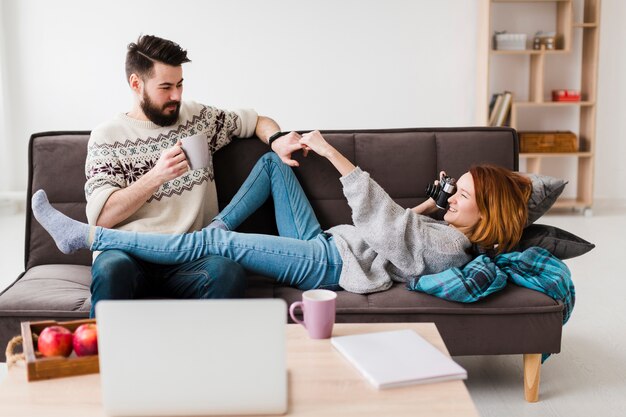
{"left": 96, "top": 299, "right": 287, "bottom": 416}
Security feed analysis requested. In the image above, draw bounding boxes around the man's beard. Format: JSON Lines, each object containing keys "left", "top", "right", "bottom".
{"left": 141, "top": 92, "right": 181, "bottom": 127}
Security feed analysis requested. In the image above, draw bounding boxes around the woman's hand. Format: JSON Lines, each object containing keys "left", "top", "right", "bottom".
{"left": 299, "top": 130, "right": 334, "bottom": 158}
{"left": 412, "top": 171, "right": 447, "bottom": 215}
{"left": 300, "top": 130, "right": 356, "bottom": 176}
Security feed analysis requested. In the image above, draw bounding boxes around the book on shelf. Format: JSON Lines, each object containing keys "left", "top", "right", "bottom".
{"left": 495, "top": 91, "right": 512, "bottom": 126}
{"left": 488, "top": 93, "right": 503, "bottom": 126}
{"left": 488, "top": 93, "right": 499, "bottom": 116}
{"left": 331, "top": 329, "right": 467, "bottom": 389}
{"left": 488, "top": 91, "right": 513, "bottom": 127}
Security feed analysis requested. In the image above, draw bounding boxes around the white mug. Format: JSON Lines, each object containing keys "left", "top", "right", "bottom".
{"left": 180, "top": 134, "right": 209, "bottom": 170}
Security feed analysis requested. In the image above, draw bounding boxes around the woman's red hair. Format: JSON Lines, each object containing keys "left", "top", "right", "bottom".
{"left": 467, "top": 165, "right": 532, "bottom": 254}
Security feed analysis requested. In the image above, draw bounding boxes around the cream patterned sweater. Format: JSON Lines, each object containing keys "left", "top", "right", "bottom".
{"left": 85, "top": 101, "right": 258, "bottom": 236}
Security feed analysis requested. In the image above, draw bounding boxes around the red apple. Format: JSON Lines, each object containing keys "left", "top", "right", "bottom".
{"left": 73, "top": 323, "right": 98, "bottom": 356}
{"left": 37, "top": 325, "right": 73, "bottom": 357}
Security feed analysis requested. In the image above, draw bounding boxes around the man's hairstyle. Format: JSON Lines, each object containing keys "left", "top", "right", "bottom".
{"left": 468, "top": 165, "right": 532, "bottom": 254}
{"left": 125, "top": 35, "right": 191, "bottom": 83}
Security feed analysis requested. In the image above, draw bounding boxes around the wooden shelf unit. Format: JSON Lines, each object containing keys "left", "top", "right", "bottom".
{"left": 481, "top": 0, "right": 601, "bottom": 211}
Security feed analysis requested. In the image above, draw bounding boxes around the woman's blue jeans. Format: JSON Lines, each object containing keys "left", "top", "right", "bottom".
{"left": 91, "top": 153, "right": 343, "bottom": 290}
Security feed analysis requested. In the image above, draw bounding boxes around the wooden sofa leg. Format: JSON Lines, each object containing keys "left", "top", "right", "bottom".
{"left": 523, "top": 353, "right": 541, "bottom": 402}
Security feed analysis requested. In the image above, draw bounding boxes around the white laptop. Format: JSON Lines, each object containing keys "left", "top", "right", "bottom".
{"left": 96, "top": 299, "right": 287, "bottom": 416}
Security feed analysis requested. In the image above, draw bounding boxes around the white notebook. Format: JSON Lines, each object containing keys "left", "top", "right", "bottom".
{"left": 331, "top": 329, "right": 467, "bottom": 389}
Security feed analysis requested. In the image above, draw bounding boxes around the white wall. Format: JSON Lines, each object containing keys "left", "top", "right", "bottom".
{"left": 0, "top": 0, "right": 11, "bottom": 191}
{"left": 596, "top": 0, "right": 626, "bottom": 200}
{"left": 0, "top": 0, "right": 624, "bottom": 200}
{"left": 0, "top": 0, "right": 478, "bottom": 192}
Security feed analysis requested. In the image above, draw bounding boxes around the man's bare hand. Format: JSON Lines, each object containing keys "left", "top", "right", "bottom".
{"left": 145, "top": 141, "right": 190, "bottom": 187}
{"left": 270, "top": 132, "right": 306, "bottom": 167}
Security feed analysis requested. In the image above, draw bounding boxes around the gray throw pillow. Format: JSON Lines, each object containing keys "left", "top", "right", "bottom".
{"left": 525, "top": 173, "right": 568, "bottom": 225}
{"left": 516, "top": 224, "right": 595, "bottom": 260}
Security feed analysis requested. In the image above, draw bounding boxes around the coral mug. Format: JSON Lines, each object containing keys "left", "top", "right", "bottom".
{"left": 289, "top": 289, "right": 337, "bottom": 339}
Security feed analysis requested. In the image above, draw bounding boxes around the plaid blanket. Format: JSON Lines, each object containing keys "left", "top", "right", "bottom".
{"left": 407, "top": 247, "right": 575, "bottom": 361}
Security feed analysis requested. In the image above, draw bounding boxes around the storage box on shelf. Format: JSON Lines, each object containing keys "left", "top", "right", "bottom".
{"left": 552, "top": 89, "right": 581, "bottom": 101}
{"left": 481, "top": 0, "right": 600, "bottom": 213}
{"left": 519, "top": 131, "right": 579, "bottom": 153}
{"left": 494, "top": 32, "right": 527, "bottom": 50}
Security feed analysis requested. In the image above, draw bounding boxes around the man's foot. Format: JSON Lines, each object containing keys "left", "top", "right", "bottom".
{"left": 31, "top": 190, "right": 90, "bottom": 254}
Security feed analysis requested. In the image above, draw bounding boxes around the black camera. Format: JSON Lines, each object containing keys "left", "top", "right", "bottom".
{"left": 425, "top": 175, "right": 457, "bottom": 210}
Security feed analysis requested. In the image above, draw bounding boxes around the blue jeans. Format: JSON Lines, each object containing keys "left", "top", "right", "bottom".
{"left": 91, "top": 153, "right": 343, "bottom": 291}
{"left": 90, "top": 251, "right": 247, "bottom": 318}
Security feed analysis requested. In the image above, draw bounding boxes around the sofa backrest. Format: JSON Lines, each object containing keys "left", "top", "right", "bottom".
{"left": 25, "top": 128, "right": 519, "bottom": 269}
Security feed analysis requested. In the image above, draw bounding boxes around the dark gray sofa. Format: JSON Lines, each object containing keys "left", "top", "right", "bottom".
{"left": 0, "top": 128, "right": 564, "bottom": 401}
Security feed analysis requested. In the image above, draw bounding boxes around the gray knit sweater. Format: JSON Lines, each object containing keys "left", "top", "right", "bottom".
{"left": 327, "top": 167, "right": 472, "bottom": 294}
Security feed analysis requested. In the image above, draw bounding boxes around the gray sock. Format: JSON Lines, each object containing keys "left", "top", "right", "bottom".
{"left": 206, "top": 219, "right": 229, "bottom": 231}
{"left": 31, "top": 190, "right": 90, "bottom": 254}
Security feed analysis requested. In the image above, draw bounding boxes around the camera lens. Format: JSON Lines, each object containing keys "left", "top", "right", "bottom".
{"left": 425, "top": 183, "right": 441, "bottom": 200}
{"left": 425, "top": 175, "right": 457, "bottom": 210}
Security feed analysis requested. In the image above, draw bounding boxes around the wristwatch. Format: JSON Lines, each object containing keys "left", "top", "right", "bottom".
{"left": 268, "top": 131, "right": 289, "bottom": 149}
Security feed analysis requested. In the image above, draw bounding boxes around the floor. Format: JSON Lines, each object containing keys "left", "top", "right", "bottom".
{"left": 1, "top": 202, "right": 624, "bottom": 416}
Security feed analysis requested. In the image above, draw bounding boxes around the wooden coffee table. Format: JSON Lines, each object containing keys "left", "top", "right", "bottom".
{"left": 0, "top": 323, "right": 478, "bottom": 417}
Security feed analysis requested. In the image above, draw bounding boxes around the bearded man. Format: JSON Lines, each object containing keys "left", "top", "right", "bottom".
{"left": 84, "top": 35, "right": 303, "bottom": 317}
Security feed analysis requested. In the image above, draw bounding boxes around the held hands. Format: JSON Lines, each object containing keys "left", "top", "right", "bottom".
{"left": 271, "top": 132, "right": 307, "bottom": 167}
{"left": 271, "top": 130, "right": 336, "bottom": 165}
{"left": 146, "top": 141, "right": 190, "bottom": 187}
{"left": 299, "top": 130, "right": 355, "bottom": 176}
{"left": 271, "top": 129, "right": 355, "bottom": 177}
{"left": 298, "top": 130, "right": 335, "bottom": 159}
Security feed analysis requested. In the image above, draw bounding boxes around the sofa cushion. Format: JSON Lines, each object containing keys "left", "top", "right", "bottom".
{"left": 27, "top": 132, "right": 92, "bottom": 269}
{"left": 525, "top": 173, "right": 568, "bottom": 225}
{"left": 0, "top": 265, "right": 92, "bottom": 315}
{"left": 516, "top": 224, "right": 595, "bottom": 260}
